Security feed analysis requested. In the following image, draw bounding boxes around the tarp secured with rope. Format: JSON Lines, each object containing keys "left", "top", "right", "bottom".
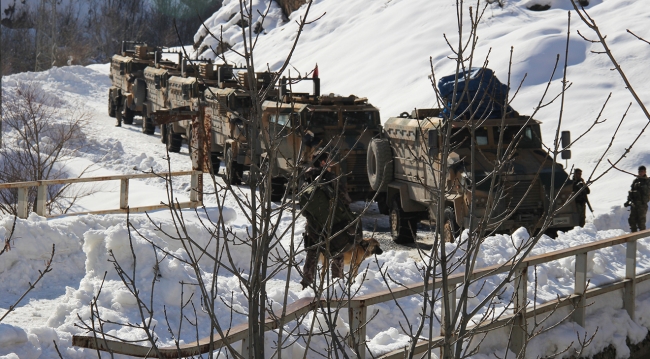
{"left": 438, "top": 67, "right": 516, "bottom": 120}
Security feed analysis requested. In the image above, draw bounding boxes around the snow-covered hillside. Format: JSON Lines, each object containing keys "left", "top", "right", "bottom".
{"left": 2, "top": 0, "right": 650, "bottom": 358}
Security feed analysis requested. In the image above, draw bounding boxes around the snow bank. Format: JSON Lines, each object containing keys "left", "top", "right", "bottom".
{"left": 1, "top": 204, "right": 650, "bottom": 358}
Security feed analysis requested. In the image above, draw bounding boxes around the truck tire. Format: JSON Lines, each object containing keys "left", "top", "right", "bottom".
{"left": 367, "top": 139, "right": 393, "bottom": 191}
{"left": 123, "top": 101, "right": 134, "bottom": 125}
{"left": 443, "top": 207, "right": 461, "bottom": 243}
{"left": 225, "top": 146, "right": 242, "bottom": 185}
{"left": 390, "top": 196, "right": 418, "bottom": 244}
{"left": 142, "top": 106, "right": 154, "bottom": 135}
{"left": 108, "top": 95, "right": 116, "bottom": 118}
{"left": 161, "top": 123, "right": 168, "bottom": 144}
{"left": 166, "top": 124, "right": 182, "bottom": 153}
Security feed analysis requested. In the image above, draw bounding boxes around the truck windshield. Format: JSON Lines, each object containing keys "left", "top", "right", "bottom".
{"left": 493, "top": 125, "right": 539, "bottom": 148}
{"left": 272, "top": 113, "right": 293, "bottom": 126}
{"left": 342, "top": 111, "right": 377, "bottom": 127}
{"left": 451, "top": 127, "right": 489, "bottom": 148}
{"left": 306, "top": 111, "right": 338, "bottom": 126}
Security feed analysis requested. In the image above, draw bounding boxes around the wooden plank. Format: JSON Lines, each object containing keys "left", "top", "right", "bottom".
{"left": 47, "top": 202, "right": 200, "bottom": 218}
{"left": 0, "top": 171, "right": 198, "bottom": 189}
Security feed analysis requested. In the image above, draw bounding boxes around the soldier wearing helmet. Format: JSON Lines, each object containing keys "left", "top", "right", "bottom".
{"left": 571, "top": 169, "right": 590, "bottom": 227}
{"left": 625, "top": 166, "right": 650, "bottom": 232}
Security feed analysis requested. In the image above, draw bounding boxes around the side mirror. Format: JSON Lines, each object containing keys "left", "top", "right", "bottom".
{"left": 561, "top": 131, "right": 571, "bottom": 148}
{"left": 428, "top": 129, "right": 439, "bottom": 158}
{"left": 561, "top": 130, "right": 571, "bottom": 159}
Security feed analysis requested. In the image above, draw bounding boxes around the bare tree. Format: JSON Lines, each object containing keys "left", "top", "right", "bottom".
{"left": 0, "top": 83, "right": 93, "bottom": 215}
{"left": 371, "top": 2, "right": 648, "bottom": 359}
{"left": 70, "top": 1, "right": 650, "bottom": 359}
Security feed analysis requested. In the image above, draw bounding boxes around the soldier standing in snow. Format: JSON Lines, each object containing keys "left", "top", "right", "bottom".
{"left": 625, "top": 166, "right": 650, "bottom": 232}
{"left": 299, "top": 151, "right": 359, "bottom": 289}
{"left": 572, "top": 169, "right": 590, "bottom": 227}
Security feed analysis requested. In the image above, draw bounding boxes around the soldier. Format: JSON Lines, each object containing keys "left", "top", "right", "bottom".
{"left": 299, "top": 151, "right": 359, "bottom": 289}
{"left": 572, "top": 169, "right": 590, "bottom": 227}
{"left": 625, "top": 166, "right": 650, "bottom": 232}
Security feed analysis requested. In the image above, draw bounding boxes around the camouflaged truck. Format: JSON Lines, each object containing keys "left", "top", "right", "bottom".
{"left": 142, "top": 51, "right": 184, "bottom": 138}
{"left": 146, "top": 58, "right": 225, "bottom": 154}
{"left": 204, "top": 69, "right": 275, "bottom": 184}
{"left": 108, "top": 42, "right": 158, "bottom": 125}
{"left": 367, "top": 109, "right": 579, "bottom": 243}
{"left": 261, "top": 77, "right": 382, "bottom": 201}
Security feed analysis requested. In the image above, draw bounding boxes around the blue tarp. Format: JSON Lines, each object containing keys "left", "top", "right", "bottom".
{"left": 438, "top": 68, "right": 514, "bottom": 120}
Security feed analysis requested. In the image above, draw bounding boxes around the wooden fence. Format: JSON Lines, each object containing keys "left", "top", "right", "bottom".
{"left": 71, "top": 229, "right": 650, "bottom": 358}
{"left": 0, "top": 170, "right": 203, "bottom": 218}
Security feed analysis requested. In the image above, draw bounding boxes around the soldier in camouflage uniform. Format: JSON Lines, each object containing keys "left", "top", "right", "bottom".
{"left": 625, "top": 166, "right": 650, "bottom": 232}
{"left": 572, "top": 169, "right": 590, "bottom": 227}
{"left": 299, "top": 151, "right": 360, "bottom": 289}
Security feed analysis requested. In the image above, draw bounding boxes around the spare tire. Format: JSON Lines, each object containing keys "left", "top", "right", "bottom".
{"left": 367, "top": 139, "right": 393, "bottom": 191}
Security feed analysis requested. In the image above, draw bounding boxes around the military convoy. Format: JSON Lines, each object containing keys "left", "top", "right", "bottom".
{"left": 108, "top": 43, "right": 580, "bottom": 242}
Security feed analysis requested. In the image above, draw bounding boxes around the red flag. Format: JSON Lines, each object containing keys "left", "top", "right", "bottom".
{"left": 313, "top": 63, "right": 319, "bottom": 78}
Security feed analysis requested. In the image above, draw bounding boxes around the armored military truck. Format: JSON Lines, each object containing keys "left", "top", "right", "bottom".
{"left": 261, "top": 77, "right": 382, "bottom": 201}
{"left": 149, "top": 58, "right": 220, "bottom": 153}
{"left": 205, "top": 69, "right": 275, "bottom": 184}
{"left": 367, "top": 109, "right": 579, "bottom": 243}
{"left": 142, "top": 51, "right": 185, "bottom": 138}
{"left": 108, "top": 41, "right": 158, "bottom": 125}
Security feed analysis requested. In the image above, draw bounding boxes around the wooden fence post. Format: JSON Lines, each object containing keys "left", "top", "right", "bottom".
{"left": 348, "top": 305, "right": 367, "bottom": 359}
{"left": 509, "top": 266, "right": 527, "bottom": 355}
{"left": 190, "top": 171, "right": 201, "bottom": 203}
{"left": 624, "top": 239, "right": 637, "bottom": 321}
{"left": 36, "top": 184, "right": 47, "bottom": 216}
{"left": 241, "top": 337, "right": 249, "bottom": 358}
{"left": 573, "top": 253, "right": 588, "bottom": 327}
{"left": 120, "top": 179, "right": 129, "bottom": 209}
{"left": 17, "top": 187, "right": 29, "bottom": 219}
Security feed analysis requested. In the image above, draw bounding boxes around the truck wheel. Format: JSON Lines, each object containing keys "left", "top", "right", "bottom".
{"left": 108, "top": 95, "right": 116, "bottom": 118}
{"left": 123, "top": 101, "right": 134, "bottom": 125}
{"left": 367, "top": 139, "right": 393, "bottom": 191}
{"left": 142, "top": 116, "right": 155, "bottom": 135}
{"left": 390, "top": 196, "right": 417, "bottom": 244}
{"left": 443, "top": 207, "right": 461, "bottom": 243}
{"left": 161, "top": 123, "right": 168, "bottom": 144}
{"left": 225, "top": 146, "right": 242, "bottom": 185}
{"left": 375, "top": 192, "right": 389, "bottom": 215}
{"left": 259, "top": 175, "right": 286, "bottom": 202}
{"left": 166, "top": 124, "right": 182, "bottom": 153}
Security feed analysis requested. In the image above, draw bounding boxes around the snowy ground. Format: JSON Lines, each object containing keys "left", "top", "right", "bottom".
{"left": 2, "top": 0, "right": 650, "bottom": 358}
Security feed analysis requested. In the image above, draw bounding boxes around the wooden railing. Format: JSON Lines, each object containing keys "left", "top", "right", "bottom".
{"left": 71, "top": 228, "right": 650, "bottom": 358}
{"left": 0, "top": 171, "right": 203, "bottom": 218}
